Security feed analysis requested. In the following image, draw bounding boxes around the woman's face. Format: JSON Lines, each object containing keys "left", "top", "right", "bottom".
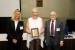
{"left": 32, "top": 10, "right": 38, "bottom": 17}
{"left": 14, "top": 12, "right": 20, "bottom": 20}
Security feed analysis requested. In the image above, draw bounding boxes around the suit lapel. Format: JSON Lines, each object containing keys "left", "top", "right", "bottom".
{"left": 48, "top": 20, "right": 50, "bottom": 34}
{"left": 55, "top": 19, "right": 58, "bottom": 34}
{"left": 11, "top": 21, "right": 15, "bottom": 31}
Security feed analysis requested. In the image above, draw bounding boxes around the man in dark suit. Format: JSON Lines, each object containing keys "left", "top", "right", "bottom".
{"left": 44, "top": 11, "right": 64, "bottom": 50}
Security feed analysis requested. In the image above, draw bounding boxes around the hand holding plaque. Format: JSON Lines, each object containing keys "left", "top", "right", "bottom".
{"left": 31, "top": 28, "right": 39, "bottom": 37}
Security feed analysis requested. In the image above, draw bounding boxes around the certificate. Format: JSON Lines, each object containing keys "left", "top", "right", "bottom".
{"left": 31, "top": 28, "right": 39, "bottom": 37}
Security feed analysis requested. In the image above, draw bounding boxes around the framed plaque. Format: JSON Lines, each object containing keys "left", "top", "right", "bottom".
{"left": 31, "top": 28, "right": 39, "bottom": 37}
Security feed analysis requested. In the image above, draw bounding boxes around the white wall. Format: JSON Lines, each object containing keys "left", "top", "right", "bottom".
{"left": 0, "top": 0, "right": 20, "bottom": 17}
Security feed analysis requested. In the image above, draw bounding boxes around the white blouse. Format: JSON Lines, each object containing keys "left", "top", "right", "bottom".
{"left": 27, "top": 17, "right": 44, "bottom": 48}
{"left": 28, "top": 17, "right": 42, "bottom": 35}
{"left": 14, "top": 21, "right": 18, "bottom": 30}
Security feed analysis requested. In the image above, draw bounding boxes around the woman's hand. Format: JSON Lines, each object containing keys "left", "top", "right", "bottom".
{"left": 12, "top": 39, "right": 17, "bottom": 44}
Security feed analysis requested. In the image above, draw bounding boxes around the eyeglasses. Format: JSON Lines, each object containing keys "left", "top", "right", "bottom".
{"left": 50, "top": 14, "right": 56, "bottom": 16}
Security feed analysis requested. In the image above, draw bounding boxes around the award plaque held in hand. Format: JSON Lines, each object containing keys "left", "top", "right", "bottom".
{"left": 31, "top": 28, "right": 39, "bottom": 37}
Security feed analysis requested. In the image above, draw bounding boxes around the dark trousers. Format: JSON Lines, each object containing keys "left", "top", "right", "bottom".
{"left": 30, "top": 39, "right": 40, "bottom": 50}
{"left": 7, "top": 41, "right": 22, "bottom": 50}
{"left": 47, "top": 36, "right": 60, "bottom": 50}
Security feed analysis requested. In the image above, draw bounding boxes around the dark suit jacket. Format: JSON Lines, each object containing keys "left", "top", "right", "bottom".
{"left": 7, "top": 19, "right": 24, "bottom": 42}
{"left": 44, "top": 19, "right": 64, "bottom": 46}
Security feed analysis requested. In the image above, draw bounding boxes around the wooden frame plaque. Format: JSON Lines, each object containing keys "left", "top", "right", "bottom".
{"left": 31, "top": 28, "right": 39, "bottom": 37}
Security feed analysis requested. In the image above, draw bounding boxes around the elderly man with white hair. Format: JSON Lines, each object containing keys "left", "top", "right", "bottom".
{"left": 44, "top": 11, "right": 64, "bottom": 50}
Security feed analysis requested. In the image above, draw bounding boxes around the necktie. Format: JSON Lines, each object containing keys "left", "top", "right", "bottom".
{"left": 51, "top": 20, "right": 54, "bottom": 36}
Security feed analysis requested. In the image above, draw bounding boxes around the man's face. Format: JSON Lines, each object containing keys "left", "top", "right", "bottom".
{"left": 50, "top": 11, "right": 57, "bottom": 20}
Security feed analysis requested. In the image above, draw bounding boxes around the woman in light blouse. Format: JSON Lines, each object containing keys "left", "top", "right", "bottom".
{"left": 26, "top": 8, "right": 44, "bottom": 50}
